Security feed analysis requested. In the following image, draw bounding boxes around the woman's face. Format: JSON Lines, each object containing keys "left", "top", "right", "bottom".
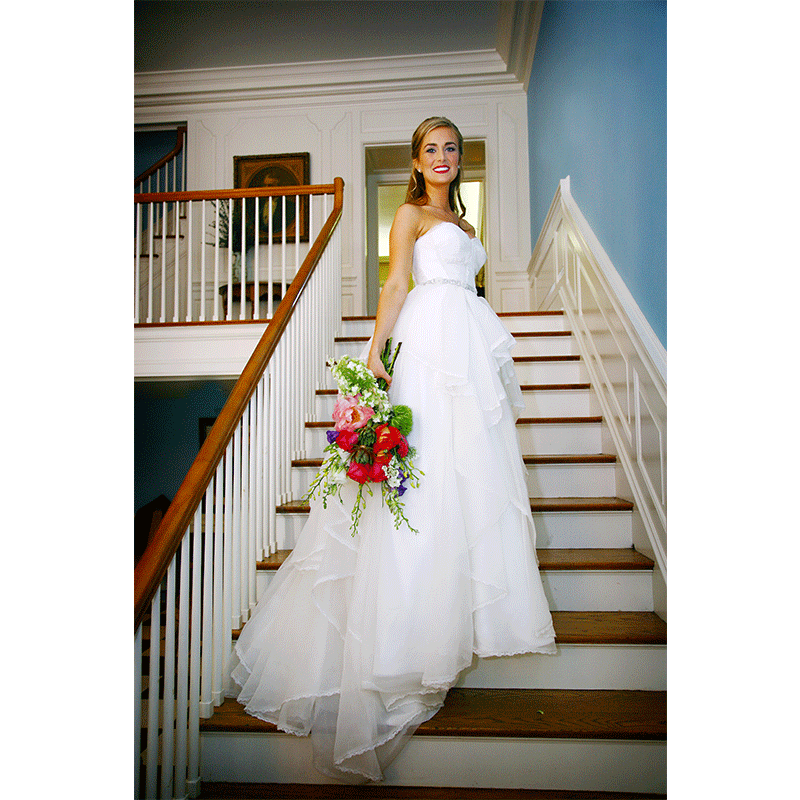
{"left": 413, "top": 127, "right": 460, "bottom": 191}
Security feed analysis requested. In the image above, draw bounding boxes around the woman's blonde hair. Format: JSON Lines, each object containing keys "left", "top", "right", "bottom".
{"left": 405, "top": 116, "right": 467, "bottom": 218}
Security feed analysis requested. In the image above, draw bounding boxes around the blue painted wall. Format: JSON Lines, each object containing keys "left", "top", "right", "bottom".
{"left": 528, "top": 1, "right": 667, "bottom": 346}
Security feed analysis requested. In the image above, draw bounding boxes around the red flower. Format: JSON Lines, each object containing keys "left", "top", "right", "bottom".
{"left": 346, "top": 461, "right": 371, "bottom": 484}
{"left": 373, "top": 425, "right": 409, "bottom": 459}
{"left": 370, "top": 461, "right": 388, "bottom": 482}
{"left": 336, "top": 430, "right": 359, "bottom": 452}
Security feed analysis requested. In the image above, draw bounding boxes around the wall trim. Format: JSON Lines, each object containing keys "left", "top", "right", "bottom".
{"left": 135, "top": 49, "right": 523, "bottom": 109}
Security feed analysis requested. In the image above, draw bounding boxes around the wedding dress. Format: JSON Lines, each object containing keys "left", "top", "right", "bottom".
{"left": 227, "top": 221, "right": 557, "bottom": 782}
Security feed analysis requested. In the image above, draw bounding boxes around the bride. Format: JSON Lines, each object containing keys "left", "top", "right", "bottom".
{"left": 227, "top": 116, "right": 557, "bottom": 783}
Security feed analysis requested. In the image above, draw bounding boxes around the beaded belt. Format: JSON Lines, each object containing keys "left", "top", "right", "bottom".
{"left": 420, "top": 278, "right": 477, "bottom": 294}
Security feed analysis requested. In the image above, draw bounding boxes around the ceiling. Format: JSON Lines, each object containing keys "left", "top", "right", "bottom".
{"left": 135, "top": 1, "right": 502, "bottom": 73}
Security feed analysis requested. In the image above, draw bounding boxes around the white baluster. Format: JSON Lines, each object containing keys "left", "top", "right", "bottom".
{"left": 135, "top": 204, "right": 142, "bottom": 324}
{"left": 134, "top": 623, "right": 142, "bottom": 798}
{"left": 173, "top": 199, "right": 181, "bottom": 322}
{"left": 147, "top": 204, "right": 155, "bottom": 323}
{"left": 188, "top": 513, "right": 203, "bottom": 797}
{"left": 186, "top": 200, "right": 193, "bottom": 322}
{"left": 268, "top": 363, "right": 277, "bottom": 553}
{"left": 240, "top": 405, "right": 251, "bottom": 616}
{"left": 254, "top": 196, "right": 261, "bottom": 319}
{"left": 174, "top": 535, "right": 190, "bottom": 798}
{"left": 201, "top": 478, "right": 215, "bottom": 718}
{"left": 239, "top": 197, "right": 246, "bottom": 321}
{"left": 224, "top": 441, "right": 235, "bottom": 629}
{"left": 160, "top": 201, "right": 167, "bottom": 323}
{"left": 248, "top": 394, "right": 258, "bottom": 611}
{"left": 213, "top": 458, "right": 227, "bottom": 704}
{"left": 232, "top": 424, "right": 242, "bottom": 626}
{"left": 145, "top": 585, "right": 160, "bottom": 800}
{"left": 200, "top": 201, "right": 207, "bottom": 321}
{"left": 160, "top": 558, "right": 176, "bottom": 798}
{"left": 268, "top": 196, "right": 274, "bottom": 318}
{"left": 226, "top": 199, "right": 234, "bottom": 321}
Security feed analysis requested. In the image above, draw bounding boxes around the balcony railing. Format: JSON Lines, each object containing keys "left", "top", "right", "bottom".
{"left": 134, "top": 184, "right": 337, "bottom": 324}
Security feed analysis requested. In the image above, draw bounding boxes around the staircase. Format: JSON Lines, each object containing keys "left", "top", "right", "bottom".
{"left": 197, "top": 311, "right": 666, "bottom": 798}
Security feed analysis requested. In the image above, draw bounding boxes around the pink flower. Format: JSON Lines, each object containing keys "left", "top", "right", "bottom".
{"left": 333, "top": 394, "right": 375, "bottom": 432}
{"left": 347, "top": 461, "right": 371, "bottom": 484}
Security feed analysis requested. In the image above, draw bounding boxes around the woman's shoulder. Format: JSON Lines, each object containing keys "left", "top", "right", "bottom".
{"left": 457, "top": 218, "right": 476, "bottom": 237}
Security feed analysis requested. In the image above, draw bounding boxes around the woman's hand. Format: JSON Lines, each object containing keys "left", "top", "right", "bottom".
{"left": 367, "top": 349, "right": 392, "bottom": 387}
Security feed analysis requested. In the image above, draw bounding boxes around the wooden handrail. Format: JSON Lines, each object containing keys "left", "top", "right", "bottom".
{"left": 134, "top": 177, "right": 344, "bottom": 630}
{"left": 135, "top": 125, "right": 187, "bottom": 186}
{"left": 134, "top": 182, "right": 337, "bottom": 204}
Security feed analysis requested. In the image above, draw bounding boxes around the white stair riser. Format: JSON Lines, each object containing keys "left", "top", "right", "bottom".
{"left": 275, "top": 510, "right": 632, "bottom": 553}
{"left": 540, "top": 570, "right": 654, "bottom": 612}
{"left": 200, "top": 734, "right": 666, "bottom": 794}
{"left": 525, "top": 462, "right": 616, "bottom": 497}
{"left": 335, "top": 337, "right": 577, "bottom": 360}
{"left": 512, "top": 360, "right": 586, "bottom": 384}
{"left": 515, "top": 422, "right": 602, "bottom": 455}
{"left": 314, "top": 388, "right": 597, "bottom": 421}
{"left": 255, "top": 566, "right": 651, "bottom": 614}
{"left": 339, "top": 314, "right": 569, "bottom": 338}
{"left": 291, "top": 461, "right": 616, "bottom": 499}
{"left": 304, "top": 421, "right": 601, "bottom": 458}
{"left": 455, "top": 646, "right": 666, "bottom": 691}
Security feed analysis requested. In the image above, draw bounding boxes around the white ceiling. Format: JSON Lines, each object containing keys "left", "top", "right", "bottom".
{"left": 135, "top": 1, "right": 502, "bottom": 73}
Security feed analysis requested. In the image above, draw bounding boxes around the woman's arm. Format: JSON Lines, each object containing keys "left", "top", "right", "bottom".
{"left": 366, "top": 204, "right": 420, "bottom": 386}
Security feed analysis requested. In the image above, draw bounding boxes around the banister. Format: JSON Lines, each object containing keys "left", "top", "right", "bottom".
{"left": 135, "top": 125, "right": 187, "bottom": 186}
{"left": 134, "top": 177, "right": 344, "bottom": 630}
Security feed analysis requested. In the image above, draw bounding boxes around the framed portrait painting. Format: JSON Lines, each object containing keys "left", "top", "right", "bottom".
{"left": 233, "top": 152, "right": 310, "bottom": 244}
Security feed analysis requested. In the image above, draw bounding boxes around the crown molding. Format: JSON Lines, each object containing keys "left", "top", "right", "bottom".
{"left": 135, "top": 49, "right": 524, "bottom": 110}
{"left": 496, "top": 1, "right": 544, "bottom": 93}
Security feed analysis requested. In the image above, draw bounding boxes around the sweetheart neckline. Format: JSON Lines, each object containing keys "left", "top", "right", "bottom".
{"left": 416, "top": 220, "right": 478, "bottom": 243}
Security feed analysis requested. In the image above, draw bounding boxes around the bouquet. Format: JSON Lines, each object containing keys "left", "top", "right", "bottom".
{"left": 305, "top": 339, "right": 422, "bottom": 536}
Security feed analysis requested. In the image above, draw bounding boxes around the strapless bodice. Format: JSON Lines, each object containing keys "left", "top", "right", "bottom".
{"left": 412, "top": 222, "right": 486, "bottom": 289}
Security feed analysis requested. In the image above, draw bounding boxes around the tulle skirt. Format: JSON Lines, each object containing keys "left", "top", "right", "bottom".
{"left": 227, "top": 283, "right": 556, "bottom": 782}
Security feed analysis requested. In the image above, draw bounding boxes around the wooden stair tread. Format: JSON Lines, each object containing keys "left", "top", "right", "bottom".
{"left": 202, "top": 689, "right": 665, "bottom": 740}
{"left": 317, "top": 383, "right": 591, "bottom": 395}
{"left": 295, "top": 454, "right": 616, "bottom": 467}
{"left": 514, "top": 355, "right": 581, "bottom": 363}
{"left": 335, "top": 331, "right": 572, "bottom": 343}
{"left": 199, "top": 784, "right": 665, "bottom": 799}
{"left": 256, "top": 549, "right": 652, "bottom": 573}
{"left": 306, "top": 417, "right": 602, "bottom": 428}
{"left": 277, "top": 497, "right": 633, "bottom": 514}
{"left": 234, "top": 610, "right": 666, "bottom": 646}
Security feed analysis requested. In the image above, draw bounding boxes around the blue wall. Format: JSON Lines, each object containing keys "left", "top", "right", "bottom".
{"left": 528, "top": 1, "right": 666, "bottom": 346}
{"left": 134, "top": 381, "right": 231, "bottom": 511}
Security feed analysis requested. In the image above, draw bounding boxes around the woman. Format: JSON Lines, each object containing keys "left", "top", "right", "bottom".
{"left": 228, "top": 117, "right": 557, "bottom": 783}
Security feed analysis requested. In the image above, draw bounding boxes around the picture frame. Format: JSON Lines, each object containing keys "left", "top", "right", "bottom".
{"left": 233, "top": 152, "right": 310, "bottom": 244}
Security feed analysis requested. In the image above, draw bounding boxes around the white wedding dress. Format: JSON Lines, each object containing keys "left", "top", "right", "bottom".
{"left": 227, "top": 221, "right": 557, "bottom": 782}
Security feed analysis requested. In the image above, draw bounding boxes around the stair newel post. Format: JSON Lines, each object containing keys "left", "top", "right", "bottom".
{"left": 188, "top": 510, "right": 203, "bottom": 797}
{"left": 160, "top": 559, "right": 177, "bottom": 798}
{"left": 174, "top": 535, "right": 190, "bottom": 799}
{"left": 145, "top": 584, "right": 161, "bottom": 799}
{"left": 200, "top": 478, "right": 215, "bottom": 718}
{"left": 213, "top": 458, "right": 226, "bottom": 705}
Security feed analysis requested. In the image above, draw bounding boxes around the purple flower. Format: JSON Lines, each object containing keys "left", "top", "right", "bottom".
{"left": 326, "top": 430, "right": 339, "bottom": 445}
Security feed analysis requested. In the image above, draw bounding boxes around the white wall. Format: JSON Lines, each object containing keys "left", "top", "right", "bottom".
{"left": 135, "top": 54, "right": 535, "bottom": 315}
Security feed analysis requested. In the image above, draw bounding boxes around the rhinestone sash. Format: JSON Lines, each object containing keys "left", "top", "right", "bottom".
{"left": 420, "top": 278, "right": 477, "bottom": 294}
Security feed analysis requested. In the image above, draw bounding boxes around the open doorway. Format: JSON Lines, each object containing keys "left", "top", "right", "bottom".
{"left": 364, "top": 140, "right": 486, "bottom": 315}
